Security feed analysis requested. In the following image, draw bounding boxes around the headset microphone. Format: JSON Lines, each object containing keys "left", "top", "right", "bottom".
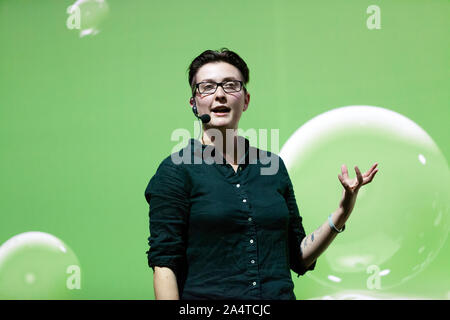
{"left": 198, "top": 113, "right": 211, "bottom": 124}
{"left": 192, "top": 98, "right": 211, "bottom": 124}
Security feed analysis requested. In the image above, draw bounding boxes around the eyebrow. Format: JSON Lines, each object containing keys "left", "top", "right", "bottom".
{"left": 199, "top": 77, "right": 239, "bottom": 83}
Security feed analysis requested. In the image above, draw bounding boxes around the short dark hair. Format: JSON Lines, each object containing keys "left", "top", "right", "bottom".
{"left": 187, "top": 47, "right": 249, "bottom": 96}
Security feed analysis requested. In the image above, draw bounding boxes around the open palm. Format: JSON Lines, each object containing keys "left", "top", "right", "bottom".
{"left": 338, "top": 163, "right": 378, "bottom": 193}
{"left": 337, "top": 163, "right": 379, "bottom": 215}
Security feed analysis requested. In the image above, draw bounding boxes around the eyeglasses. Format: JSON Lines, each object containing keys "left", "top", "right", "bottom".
{"left": 195, "top": 80, "right": 244, "bottom": 94}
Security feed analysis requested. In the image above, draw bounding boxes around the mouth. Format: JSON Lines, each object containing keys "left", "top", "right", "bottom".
{"left": 211, "top": 106, "right": 231, "bottom": 116}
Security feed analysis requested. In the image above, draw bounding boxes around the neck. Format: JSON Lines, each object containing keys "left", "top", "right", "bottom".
{"left": 201, "top": 127, "right": 244, "bottom": 165}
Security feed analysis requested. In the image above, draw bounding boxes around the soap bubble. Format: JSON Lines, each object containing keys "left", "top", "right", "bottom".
{"left": 0, "top": 232, "right": 80, "bottom": 299}
{"left": 281, "top": 105, "right": 449, "bottom": 291}
{"left": 67, "top": 0, "right": 110, "bottom": 37}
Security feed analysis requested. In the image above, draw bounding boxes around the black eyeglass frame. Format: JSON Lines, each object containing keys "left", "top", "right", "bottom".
{"left": 194, "top": 80, "right": 246, "bottom": 95}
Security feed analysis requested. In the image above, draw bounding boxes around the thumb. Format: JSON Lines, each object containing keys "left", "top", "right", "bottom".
{"left": 338, "top": 174, "right": 349, "bottom": 190}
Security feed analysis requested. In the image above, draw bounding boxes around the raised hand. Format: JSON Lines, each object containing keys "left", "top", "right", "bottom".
{"left": 337, "top": 163, "right": 379, "bottom": 215}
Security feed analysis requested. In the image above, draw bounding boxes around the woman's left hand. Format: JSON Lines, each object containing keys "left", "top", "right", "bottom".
{"left": 337, "top": 163, "right": 379, "bottom": 215}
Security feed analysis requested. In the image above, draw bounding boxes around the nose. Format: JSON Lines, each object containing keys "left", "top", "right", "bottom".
{"left": 216, "top": 84, "right": 227, "bottom": 95}
{"left": 214, "top": 84, "right": 227, "bottom": 101}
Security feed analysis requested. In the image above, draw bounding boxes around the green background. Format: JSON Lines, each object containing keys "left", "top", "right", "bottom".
{"left": 0, "top": 0, "right": 448, "bottom": 299}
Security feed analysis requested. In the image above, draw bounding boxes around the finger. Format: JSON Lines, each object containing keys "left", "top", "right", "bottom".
{"left": 364, "top": 168, "right": 378, "bottom": 184}
{"left": 363, "top": 162, "right": 378, "bottom": 178}
{"left": 355, "top": 166, "right": 364, "bottom": 185}
{"left": 341, "top": 164, "right": 349, "bottom": 179}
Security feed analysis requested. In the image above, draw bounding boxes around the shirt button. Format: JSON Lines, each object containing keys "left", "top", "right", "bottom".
{"left": 250, "top": 239, "right": 254, "bottom": 244}
{"left": 252, "top": 281, "right": 256, "bottom": 286}
{"left": 248, "top": 217, "right": 252, "bottom": 222}
{"left": 242, "top": 199, "right": 247, "bottom": 203}
{"left": 251, "top": 260, "right": 255, "bottom": 264}
{"left": 236, "top": 184, "right": 240, "bottom": 188}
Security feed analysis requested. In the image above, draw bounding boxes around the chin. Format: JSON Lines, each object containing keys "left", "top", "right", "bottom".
{"left": 208, "top": 120, "right": 236, "bottom": 129}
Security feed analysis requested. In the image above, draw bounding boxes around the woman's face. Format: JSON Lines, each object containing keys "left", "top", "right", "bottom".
{"left": 190, "top": 61, "right": 250, "bottom": 130}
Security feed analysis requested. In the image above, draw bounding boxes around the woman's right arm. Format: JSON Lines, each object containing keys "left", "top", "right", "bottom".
{"left": 153, "top": 266, "right": 179, "bottom": 300}
{"left": 145, "top": 159, "right": 190, "bottom": 301}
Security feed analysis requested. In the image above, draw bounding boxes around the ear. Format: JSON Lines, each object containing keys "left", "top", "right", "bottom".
{"left": 243, "top": 91, "right": 250, "bottom": 112}
{"left": 189, "top": 97, "right": 194, "bottom": 107}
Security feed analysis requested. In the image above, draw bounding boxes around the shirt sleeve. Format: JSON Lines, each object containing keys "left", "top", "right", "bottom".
{"left": 279, "top": 157, "right": 317, "bottom": 278}
{"left": 144, "top": 158, "right": 190, "bottom": 280}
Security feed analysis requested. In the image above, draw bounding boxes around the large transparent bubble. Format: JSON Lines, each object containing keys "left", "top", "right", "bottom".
{"left": 281, "top": 105, "right": 449, "bottom": 291}
{"left": 0, "top": 232, "right": 81, "bottom": 299}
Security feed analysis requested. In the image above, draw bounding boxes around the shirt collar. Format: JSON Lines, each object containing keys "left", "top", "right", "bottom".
{"left": 188, "top": 136, "right": 256, "bottom": 167}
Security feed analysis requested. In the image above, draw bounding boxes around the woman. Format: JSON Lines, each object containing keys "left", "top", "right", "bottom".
{"left": 145, "top": 48, "right": 379, "bottom": 300}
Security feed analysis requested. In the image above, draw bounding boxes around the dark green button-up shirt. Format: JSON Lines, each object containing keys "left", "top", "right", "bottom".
{"left": 145, "top": 137, "right": 316, "bottom": 300}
